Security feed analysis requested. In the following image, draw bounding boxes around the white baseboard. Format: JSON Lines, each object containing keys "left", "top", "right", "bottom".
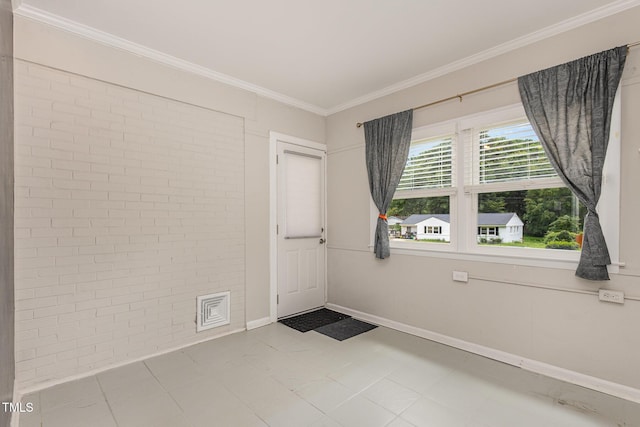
{"left": 16, "top": 327, "right": 245, "bottom": 397}
{"left": 246, "top": 317, "right": 272, "bottom": 330}
{"left": 326, "top": 303, "right": 640, "bottom": 404}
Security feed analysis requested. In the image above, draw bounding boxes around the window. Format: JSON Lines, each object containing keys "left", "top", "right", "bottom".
{"left": 381, "top": 103, "right": 620, "bottom": 267}
{"left": 476, "top": 188, "right": 584, "bottom": 249}
{"left": 424, "top": 226, "right": 442, "bottom": 234}
{"left": 469, "top": 117, "right": 585, "bottom": 253}
{"left": 389, "top": 196, "right": 450, "bottom": 244}
{"left": 387, "top": 122, "right": 455, "bottom": 249}
{"left": 478, "top": 227, "right": 498, "bottom": 236}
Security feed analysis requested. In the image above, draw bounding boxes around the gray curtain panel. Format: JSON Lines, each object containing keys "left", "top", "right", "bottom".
{"left": 364, "top": 110, "right": 413, "bottom": 259}
{"left": 518, "top": 46, "right": 627, "bottom": 280}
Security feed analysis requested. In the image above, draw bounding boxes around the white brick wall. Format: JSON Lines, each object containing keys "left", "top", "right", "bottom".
{"left": 14, "top": 61, "right": 245, "bottom": 386}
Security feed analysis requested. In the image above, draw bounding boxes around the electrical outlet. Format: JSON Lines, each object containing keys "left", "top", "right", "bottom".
{"left": 452, "top": 271, "right": 468, "bottom": 283}
{"left": 599, "top": 289, "right": 624, "bottom": 304}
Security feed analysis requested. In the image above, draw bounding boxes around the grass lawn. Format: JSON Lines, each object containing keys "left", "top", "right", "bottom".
{"left": 491, "top": 235, "right": 547, "bottom": 248}
{"left": 396, "top": 235, "right": 580, "bottom": 250}
{"left": 481, "top": 235, "right": 581, "bottom": 250}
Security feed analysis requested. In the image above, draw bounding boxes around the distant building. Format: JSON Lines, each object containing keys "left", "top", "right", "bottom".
{"left": 399, "top": 213, "right": 524, "bottom": 243}
{"left": 400, "top": 214, "right": 451, "bottom": 241}
{"left": 476, "top": 213, "right": 524, "bottom": 243}
{"left": 387, "top": 216, "right": 403, "bottom": 226}
{"left": 387, "top": 216, "right": 404, "bottom": 237}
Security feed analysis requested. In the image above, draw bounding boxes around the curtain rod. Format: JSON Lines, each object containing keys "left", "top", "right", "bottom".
{"left": 356, "top": 41, "right": 640, "bottom": 128}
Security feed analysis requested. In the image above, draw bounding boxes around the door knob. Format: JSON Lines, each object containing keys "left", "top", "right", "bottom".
{"left": 319, "top": 238, "right": 326, "bottom": 244}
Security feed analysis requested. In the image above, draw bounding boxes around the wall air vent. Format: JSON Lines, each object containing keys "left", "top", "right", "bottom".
{"left": 196, "top": 291, "right": 230, "bottom": 332}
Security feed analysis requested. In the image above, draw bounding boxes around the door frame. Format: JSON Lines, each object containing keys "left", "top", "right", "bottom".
{"left": 269, "top": 131, "right": 327, "bottom": 322}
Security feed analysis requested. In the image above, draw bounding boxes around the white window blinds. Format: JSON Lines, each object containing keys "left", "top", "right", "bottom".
{"left": 477, "top": 121, "right": 556, "bottom": 184}
{"left": 397, "top": 135, "right": 453, "bottom": 191}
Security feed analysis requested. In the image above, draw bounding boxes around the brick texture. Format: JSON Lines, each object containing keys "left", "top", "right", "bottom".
{"left": 14, "top": 61, "right": 245, "bottom": 386}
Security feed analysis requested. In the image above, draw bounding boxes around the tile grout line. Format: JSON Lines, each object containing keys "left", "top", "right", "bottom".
{"left": 140, "top": 358, "right": 194, "bottom": 424}
{"left": 94, "top": 374, "right": 121, "bottom": 427}
{"left": 152, "top": 351, "right": 270, "bottom": 427}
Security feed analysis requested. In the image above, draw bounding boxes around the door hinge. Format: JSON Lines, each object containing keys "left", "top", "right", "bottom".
{"left": 277, "top": 224, "right": 279, "bottom": 235}
{"left": 277, "top": 294, "right": 279, "bottom": 304}
{"left": 276, "top": 154, "right": 279, "bottom": 164}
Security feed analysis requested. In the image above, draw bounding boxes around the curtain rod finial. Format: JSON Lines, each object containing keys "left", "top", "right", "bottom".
{"left": 356, "top": 122, "right": 363, "bottom": 128}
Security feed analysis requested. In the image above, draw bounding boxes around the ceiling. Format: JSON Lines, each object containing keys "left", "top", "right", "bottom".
{"left": 12, "top": 0, "right": 639, "bottom": 115}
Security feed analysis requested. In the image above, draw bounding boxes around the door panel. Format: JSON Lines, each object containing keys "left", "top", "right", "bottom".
{"left": 285, "top": 250, "right": 299, "bottom": 293}
{"left": 277, "top": 141, "right": 326, "bottom": 318}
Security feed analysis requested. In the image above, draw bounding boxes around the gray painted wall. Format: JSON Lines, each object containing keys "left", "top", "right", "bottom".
{"left": 0, "top": 0, "right": 14, "bottom": 426}
{"left": 326, "top": 7, "right": 640, "bottom": 391}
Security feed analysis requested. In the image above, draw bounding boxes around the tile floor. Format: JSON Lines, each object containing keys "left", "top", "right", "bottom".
{"left": 18, "top": 322, "right": 640, "bottom": 426}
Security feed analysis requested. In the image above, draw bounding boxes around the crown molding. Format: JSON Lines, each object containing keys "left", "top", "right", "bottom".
{"left": 325, "top": 0, "right": 640, "bottom": 115}
{"left": 13, "top": 4, "right": 330, "bottom": 116}
{"left": 14, "top": 0, "right": 640, "bottom": 117}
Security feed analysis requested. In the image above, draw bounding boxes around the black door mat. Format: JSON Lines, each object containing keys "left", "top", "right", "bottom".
{"left": 279, "top": 308, "right": 351, "bottom": 333}
{"left": 313, "top": 318, "right": 378, "bottom": 341}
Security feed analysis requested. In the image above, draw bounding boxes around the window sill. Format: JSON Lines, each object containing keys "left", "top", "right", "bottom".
{"left": 381, "top": 243, "right": 621, "bottom": 274}
{"left": 383, "top": 242, "right": 582, "bottom": 270}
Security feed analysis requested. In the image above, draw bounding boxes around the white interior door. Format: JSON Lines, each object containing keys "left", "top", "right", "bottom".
{"left": 277, "top": 141, "right": 326, "bottom": 318}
